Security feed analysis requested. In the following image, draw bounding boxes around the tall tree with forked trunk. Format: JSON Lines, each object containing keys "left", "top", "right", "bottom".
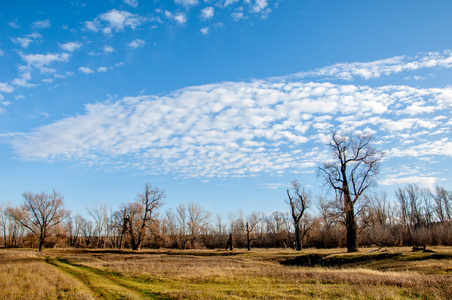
{"left": 124, "top": 182, "right": 165, "bottom": 250}
{"left": 287, "top": 181, "right": 312, "bottom": 251}
{"left": 318, "top": 132, "right": 382, "bottom": 252}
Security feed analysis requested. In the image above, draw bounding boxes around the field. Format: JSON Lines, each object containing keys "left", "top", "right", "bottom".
{"left": 0, "top": 247, "right": 451, "bottom": 299}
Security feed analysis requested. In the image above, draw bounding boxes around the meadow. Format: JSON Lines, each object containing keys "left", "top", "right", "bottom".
{"left": 0, "top": 247, "right": 451, "bottom": 299}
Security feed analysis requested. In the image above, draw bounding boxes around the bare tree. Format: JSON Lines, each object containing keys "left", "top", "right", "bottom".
{"left": 187, "top": 202, "right": 211, "bottom": 248}
{"left": 318, "top": 132, "right": 382, "bottom": 252}
{"left": 124, "top": 182, "right": 165, "bottom": 250}
{"left": 432, "top": 185, "right": 452, "bottom": 223}
{"left": 287, "top": 181, "right": 312, "bottom": 250}
{"left": 244, "top": 212, "right": 263, "bottom": 251}
{"left": 87, "top": 202, "right": 107, "bottom": 248}
{"left": 1, "top": 202, "right": 25, "bottom": 248}
{"left": 176, "top": 203, "right": 190, "bottom": 249}
{"left": 11, "top": 190, "right": 70, "bottom": 251}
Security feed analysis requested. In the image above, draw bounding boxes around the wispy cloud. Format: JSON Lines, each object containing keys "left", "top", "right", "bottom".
{"left": 127, "top": 39, "right": 145, "bottom": 48}
{"left": 32, "top": 19, "right": 51, "bottom": 29}
{"left": 58, "top": 41, "right": 82, "bottom": 52}
{"left": 200, "top": 27, "right": 210, "bottom": 35}
{"left": 19, "top": 52, "right": 70, "bottom": 74}
{"left": 200, "top": 7, "right": 215, "bottom": 20}
{"left": 79, "top": 66, "right": 95, "bottom": 74}
{"left": 288, "top": 50, "right": 452, "bottom": 80}
{"left": 123, "top": 0, "right": 138, "bottom": 8}
{"left": 11, "top": 33, "right": 42, "bottom": 49}
{"left": 165, "top": 11, "right": 187, "bottom": 25}
{"left": 175, "top": 0, "right": 199, "bottom": 7}
{"left": 0, "top": 83, "right": 15, "bottom": 93}
{"left": 85, "top": 9, "right": 146, "bottom": 35}
{"left": 104, "top": 45, "right": 115, "bottom": 53}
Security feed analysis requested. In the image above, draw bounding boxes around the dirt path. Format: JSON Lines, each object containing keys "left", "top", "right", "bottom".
{"left": 46, "top": 257, "right": 166, "bottom": 300}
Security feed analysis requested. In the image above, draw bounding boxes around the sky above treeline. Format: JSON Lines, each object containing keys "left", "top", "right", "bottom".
{"left": 1, "top": 0, "right": 452, "bottom": 217}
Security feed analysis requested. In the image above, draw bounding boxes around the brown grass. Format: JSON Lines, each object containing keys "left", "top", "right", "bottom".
{"left": 1, "top": 247, "right": 451, "bottom": 299}
{"left": 0, "top": 249, "right": 93, "bottom": 300}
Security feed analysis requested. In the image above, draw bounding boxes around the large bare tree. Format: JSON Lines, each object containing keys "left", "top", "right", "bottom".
{"left": 187, "top": 202, "right": 211, "bottom": 248}
{"left": 11, "top": 190, "right": 70, "bottom": 251}
{"left": 318, "top": 132, "right": 382, "bottom": 252}
{"left": 124, "top": 182, "right": 165, "bottom": 250}
{"left": 287, "top": 181, "right": 312, "bottom": 251}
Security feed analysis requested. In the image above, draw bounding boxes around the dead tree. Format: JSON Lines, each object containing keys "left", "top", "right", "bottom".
{"left": 287, "top": 181, "right": 312, "bottom": 251}
{"left": 318, "top": 132, "right": 382, "bottom": 252}
{"left": 245, "top": 212, "right": 262, "bottom": 251}
{"left": 124, "top": 182, "right": 165, "bottom": 250}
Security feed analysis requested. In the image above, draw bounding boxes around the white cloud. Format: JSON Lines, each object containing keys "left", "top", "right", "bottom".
{"left": 0, "top": 49, "right": 4, "bottom": 56}
{"left": 127, "top": 39, "right": 145, "bottom": 48}
{"left": 100, "top": 10, "right": 133, "bottom": 30}
{"left": 200, "top": 27, "right": 210, "bottom": 35}
{"left": 8, "top": 19, "right": 19, "bottom": 28}
{"left": 11, "top": 69, "right": 35, "bottom": 87}
{"left": 224, "top": 0, "right": 240, "bottom": 6}
{"left": 8, "top": 51, "right": 452, "bottom": 180}
{"left": 32, "top": 19, "right": 51, "bottom": 29}
{"left": 84, "top": 20, "right": 100, "bottom": 32}
{"left": 252, "top": 0, "right": 268, "bottom": 13}
{"left": 12, "top": 37, "right": 33, "bottom": 48}
{"left": 175, "top": 0, "right": 199, "bottom": 7}
{"left": 124, "top": 0, "right": 138, "bottom": 8}
{"left": 231, "top": 11, "right": 247, "bottom": 21}
{"left": 0, "top": 82, "right": 14, "bottom": 93}
{"left": 165, "top": 11, "right": 187, "bottom": 25}
{"left": 85, "top": 9, "right": 145, "bottom": 35}
{"left": 79, "top": 67, "right": 95, "bottom": 74}
{"left": 104, "top": 45, "right": 114, "bottom": 53}
{"left": 9, "top": 80, "right": 452, "bottom": 178}
{"left": 58, "top": 42, "right": 82, "bottom": 52}
{"left": 380, "top": 175, "right": 439, "bottom": 189}
{"left": 11, "top": 33, "right": 42, "bottom": 49}
{"left": 20, "top": 52, "right": 70, "bottom": 68}
{"left": 290, "top": 50, "right": 452, "bottom": 80}
{"left": 200, "top": 7, "right": 215, "bottom": 20}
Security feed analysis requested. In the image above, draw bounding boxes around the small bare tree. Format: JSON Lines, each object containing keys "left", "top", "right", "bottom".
{"left": 11, "top": 190, "right": 70, "bottom": 251}
{"left": 318, "top": 132, "right": 382, "bottom": 252}
{"left": 1, "top": 203, "right": 25, "bottom": 248}
{"left": 287, "top": 181, "right": 312, "bottom": 250}
{"left": 245, "top": 212, "right": 263, "bottom": 251}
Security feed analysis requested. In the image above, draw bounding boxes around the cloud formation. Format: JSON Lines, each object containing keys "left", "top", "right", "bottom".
{"left": 9, "top": 51, "right": 452, "bottom": 183}
{"left": 85, "top": 9, "right": 146, "bottom": 35}
{"left": 127, "top": 39, "right": 145, "bottom": 48}
{"left": 58, "top": 42, "right": 82, "bottom": 52}
{"left": 200, "top": 7, "right": 215, "bottom": 20}
{"left": 291, "top": 50, "right": 452, "bottom": 80}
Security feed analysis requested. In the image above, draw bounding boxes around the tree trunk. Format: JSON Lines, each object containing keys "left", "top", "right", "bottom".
{"left": 295, "top": 222, "right": 302, "bottom": 251}
{"left": 226, "top": 233, "right": 233, "bottom": 251}
{"left": 246, "top": 222, "right": 251, "bottom": 251}
{"left": 344, "top": 194, "right": 357, "bottom": 252}
{"left": 38, "top": 238, "right": 44, "bottom": 252}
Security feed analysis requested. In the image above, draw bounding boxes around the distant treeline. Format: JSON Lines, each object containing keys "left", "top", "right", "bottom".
{"left": 1, "top": 183, "right": 451, "bottom": 251}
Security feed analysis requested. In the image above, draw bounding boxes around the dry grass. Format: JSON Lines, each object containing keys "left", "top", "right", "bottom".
{"left": 1, "top": 247, "right": 451, "bottom": 299}
{"left": 0, "top": 249, "right": 93, "bottom": 300}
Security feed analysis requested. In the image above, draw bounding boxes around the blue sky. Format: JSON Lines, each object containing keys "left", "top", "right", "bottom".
{"left": 1, "top": 0, "right": 452, "bottom": 218}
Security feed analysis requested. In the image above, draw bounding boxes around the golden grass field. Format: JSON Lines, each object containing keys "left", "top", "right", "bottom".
{"left": 0, "top": 247, "right": 451, "bottom": 299}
